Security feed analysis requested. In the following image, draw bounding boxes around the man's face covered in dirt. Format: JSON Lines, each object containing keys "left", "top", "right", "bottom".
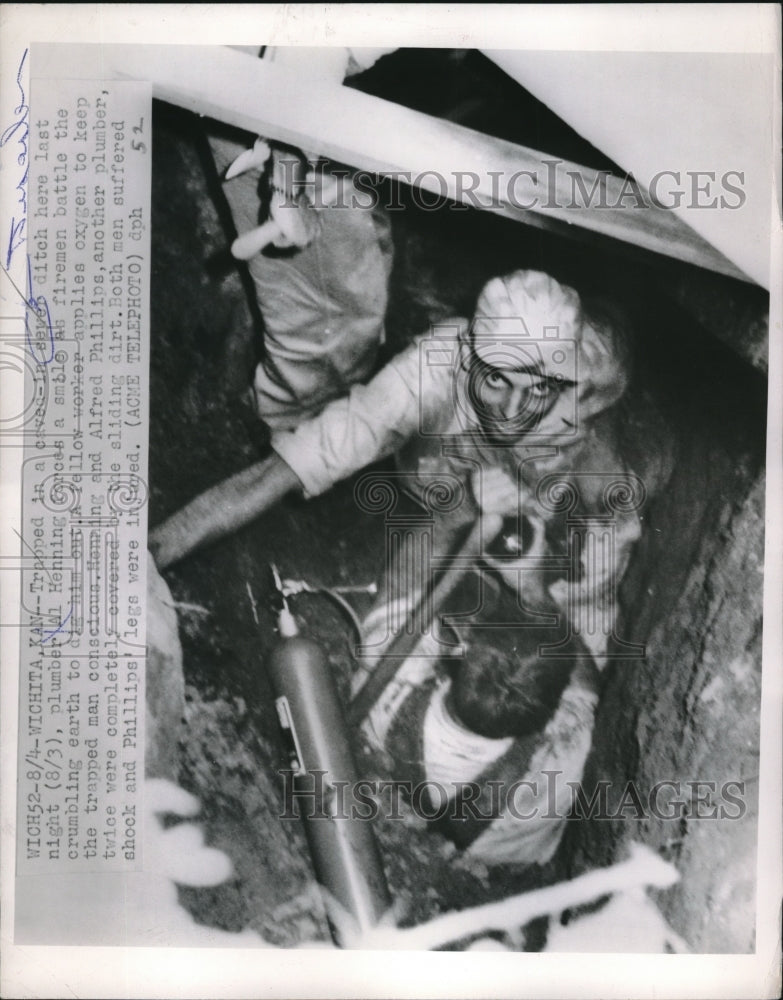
{"left": 464, "top": 271, "right": 630, "bottom": 448}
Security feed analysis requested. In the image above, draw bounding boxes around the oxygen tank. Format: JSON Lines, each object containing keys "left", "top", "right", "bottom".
{"left": 266, "top": 569, "right": 392, "bottom": 946}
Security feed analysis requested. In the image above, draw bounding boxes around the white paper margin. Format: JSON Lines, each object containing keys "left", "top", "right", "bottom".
{"left": 1, "top": 4, "right": 781, "bottom": 999}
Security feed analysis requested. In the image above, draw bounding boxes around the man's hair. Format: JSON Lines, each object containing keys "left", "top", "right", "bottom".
{"left": 446, "top": 617, "right": 589, "bottom": 739}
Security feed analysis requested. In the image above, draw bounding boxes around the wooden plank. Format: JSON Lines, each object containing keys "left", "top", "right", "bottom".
{"left": 33, "top": 43, "right": 750, "bottom": 282}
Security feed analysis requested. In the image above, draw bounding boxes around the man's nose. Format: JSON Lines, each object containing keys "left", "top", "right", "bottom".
{"left": 502, "top": 386, "right": 525, "bottom": 419}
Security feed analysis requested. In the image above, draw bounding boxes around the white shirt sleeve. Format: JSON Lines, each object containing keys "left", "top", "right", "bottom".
{"left": 270, "top": 340, "right": 427, "bottom": 498}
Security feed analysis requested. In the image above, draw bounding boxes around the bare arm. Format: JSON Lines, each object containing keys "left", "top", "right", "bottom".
{"left": 148, "top": 453, "right": 301, "bottom": 569}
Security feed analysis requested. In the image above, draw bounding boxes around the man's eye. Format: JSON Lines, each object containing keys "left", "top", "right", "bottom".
{"left": 528, "top": 380, "right": 552, "bottom": 399}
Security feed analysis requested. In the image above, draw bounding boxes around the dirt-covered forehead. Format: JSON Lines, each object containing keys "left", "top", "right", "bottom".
{"left": 469, "top": 324, "right": 578, "bottom": 377}
{"left": 467, "top": 270, "right": 629, "bottom": 393}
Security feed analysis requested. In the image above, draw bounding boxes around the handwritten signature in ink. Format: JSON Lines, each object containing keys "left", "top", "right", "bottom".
{"left": 0, "top": 48, "right": 29, "bottom": 269}
{"left": 0, "top": 49, "right": 55, "bottom": 364}
{"left": 25, "top": 253, "right": 54, "bottom": 364}
{"left": 33, "top": 607, "right": 73, "bottom": 645}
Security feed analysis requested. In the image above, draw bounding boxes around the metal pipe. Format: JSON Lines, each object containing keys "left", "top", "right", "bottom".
{"left": 348, "top": 512, "right": 502, "bottom": 728}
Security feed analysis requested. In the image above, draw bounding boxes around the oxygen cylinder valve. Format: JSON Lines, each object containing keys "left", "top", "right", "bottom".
{"left": 270, "top": 563, "right": 298, "bottom": 637}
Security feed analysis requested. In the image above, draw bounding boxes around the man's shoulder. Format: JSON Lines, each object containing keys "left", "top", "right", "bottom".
{"left": 409, "top": 316, "right": 471, "bottom": 346}
{"left": 398, "top": 316, "right": 470, "bottom": 384}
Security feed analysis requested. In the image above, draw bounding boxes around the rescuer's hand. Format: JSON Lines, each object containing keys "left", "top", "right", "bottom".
{"left": 483, "top": 513, "right": 550, "bottom": 599}
{"left": 472, "top": 467, "right": 519, "bottom": 518}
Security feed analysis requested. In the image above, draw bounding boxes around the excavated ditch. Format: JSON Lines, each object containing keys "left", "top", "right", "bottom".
{"left": 147, "top": 56, "right": 767, "bottom": 951}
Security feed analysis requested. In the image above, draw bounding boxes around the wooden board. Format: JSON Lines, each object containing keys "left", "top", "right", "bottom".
{"left": 33, "top": 43, "right": 750, "bottom": 282}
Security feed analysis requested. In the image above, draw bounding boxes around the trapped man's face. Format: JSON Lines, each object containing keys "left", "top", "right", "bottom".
{"left": 466, "top": 341, "right": 580, "bottom": 445}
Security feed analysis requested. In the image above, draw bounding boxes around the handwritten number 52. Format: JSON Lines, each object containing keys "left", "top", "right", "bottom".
{"left": 131, "top": 117, "right": 146, "bottom": 154}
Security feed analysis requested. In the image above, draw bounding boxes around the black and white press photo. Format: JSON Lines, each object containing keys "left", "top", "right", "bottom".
{"left": 1, "top": 6, "right": 780, "bottom": 999}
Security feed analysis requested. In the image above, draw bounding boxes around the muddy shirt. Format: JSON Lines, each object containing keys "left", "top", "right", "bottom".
{"left": 209, "top": 131, "right": 393, "bottom": 430}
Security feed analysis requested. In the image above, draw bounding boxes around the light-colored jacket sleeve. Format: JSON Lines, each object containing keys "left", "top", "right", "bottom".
{"left": 270, "top": 340, "right": 427, "bottom": 498}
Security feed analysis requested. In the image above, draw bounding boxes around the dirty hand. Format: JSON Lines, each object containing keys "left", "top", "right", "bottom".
{"left": 483, "top": 513, "right": 550, "bottom": 598}
{"left": 472, "top": 467, "right": 520, "bottom": 518}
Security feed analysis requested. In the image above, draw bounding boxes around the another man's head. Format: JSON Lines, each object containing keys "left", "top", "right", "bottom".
{"left": 446, "top": 620, "right": 584, "bottom": 739}
{"left": 466, "top": 270, "right": 630, "bottom": 445}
